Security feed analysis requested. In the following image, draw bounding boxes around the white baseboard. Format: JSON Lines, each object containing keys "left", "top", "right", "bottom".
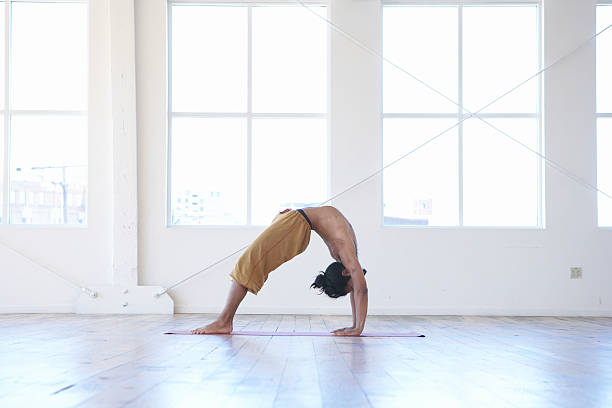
{"left": 2, "top": 304, "right": 611, "bottom": 317}
{"left": 366, "top": 306, "right": 612, "bottom": 317}
{"left": 0, "top": 304, "right": 75, "bottom": 313}
{"left": 175, "top": 305, "right": 350, "bottom": 315}
{"left": 174, "top": 304, "right": 612, "bottom": 317}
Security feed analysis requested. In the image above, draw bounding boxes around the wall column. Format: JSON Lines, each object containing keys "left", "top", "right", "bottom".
{"left": 109, "top": 0, "right": 138, "bottom": 287}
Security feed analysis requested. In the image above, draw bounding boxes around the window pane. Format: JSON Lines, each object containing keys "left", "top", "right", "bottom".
{"left": 463, "top": 6, "right": 538, "bottom": 114}
{"left": 11, "top": 2, "right": 87, "bottom": 110}
{"left": 171, "top": 5, "right": 247, "bottom": 112}
{"left": 383, "top": 118, "right": 459, "bottom": 226}
{"left": 598, "top": 118, "right": 612, "bottom": 227}
{"left": 597, "top": 5, "right": 612, "bottom": 114}
{"left": 383, "top": 6, "right": 458, "bottom": 114}
{"left": 252, "top": 6, "right": 327, "bottom": 113}
{"left": 463, "top": 118, "right": 539, "bottom": 227}
{"left": 10, "top": 115, "right": 87, "bottom": 225}
{"left": 170, "top": 118, "right": 246, "bottom": 225}
{"left": 252, "top": 119, "right": 327, "bottom": 225}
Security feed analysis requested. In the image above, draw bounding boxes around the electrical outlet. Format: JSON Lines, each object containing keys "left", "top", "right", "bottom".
{"left": 570, "top": 267, "right": 583, "bottom": 279}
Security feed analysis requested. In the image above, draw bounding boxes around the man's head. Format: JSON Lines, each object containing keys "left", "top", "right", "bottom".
{"left": 311, "top": 261, "right": 367, "bottom": 298}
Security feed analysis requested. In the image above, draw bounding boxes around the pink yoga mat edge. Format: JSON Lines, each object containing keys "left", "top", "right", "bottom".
{"left": 164, "top": 330, "right": 425, "bottom": 337}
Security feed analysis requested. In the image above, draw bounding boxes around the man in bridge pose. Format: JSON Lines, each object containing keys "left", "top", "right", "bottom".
{"left": 192, "top": 206, "right": 368, "bottom": 336}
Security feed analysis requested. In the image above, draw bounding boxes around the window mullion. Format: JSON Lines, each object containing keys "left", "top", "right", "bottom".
{"left": 246, "top": 4, "right": 253, "bottom": 226}
{"left": 166, "top": 0, "right": 173, "bottom": 226}
{"left": 458, "top": 4, "right": 464, "bottom": 227}
{"left": 536, "top": 4, "right": 543, "bottom": 227}
{"left": 3, "top": 0, "right": 11, "bottom": 224}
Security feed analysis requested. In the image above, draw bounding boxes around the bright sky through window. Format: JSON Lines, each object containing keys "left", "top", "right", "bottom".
{"left": 3, "top": 2, "right": 88, "bottom": 225}
{"left": 383, "top": 5, "right": 540, "bottom": 227}
{"left": 597, "top": 5, "right": 612, "bottom": 227}
{"left": 169, "top": 4, "right": 327, "bottom": 226}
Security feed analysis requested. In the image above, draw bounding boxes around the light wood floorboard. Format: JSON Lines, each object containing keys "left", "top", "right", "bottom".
{"left": 0, "top": 314, "right": 611, "bottom": 407}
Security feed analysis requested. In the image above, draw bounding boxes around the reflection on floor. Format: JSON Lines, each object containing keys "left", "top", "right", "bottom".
{"left": 1, "top": 314, "right": 611, "bottom": 407}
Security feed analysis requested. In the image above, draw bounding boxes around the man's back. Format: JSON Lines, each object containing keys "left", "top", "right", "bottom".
{"left": 302, "top": 206, "right": 358, "bottom": 262}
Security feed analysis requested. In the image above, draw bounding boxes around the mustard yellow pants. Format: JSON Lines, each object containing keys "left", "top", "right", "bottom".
{"left": 230, "top": 210, "right": 312, "bottom": 294}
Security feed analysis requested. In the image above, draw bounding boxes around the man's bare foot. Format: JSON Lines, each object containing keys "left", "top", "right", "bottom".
{"left": 191, "top": 319, "right": 233, "bottom": 335}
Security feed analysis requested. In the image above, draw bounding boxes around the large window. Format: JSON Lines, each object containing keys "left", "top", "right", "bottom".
{"left": 382, "top": 4, "right": 541, "bottom": 227}
{"left": 0, "top": 1, "right": 88, "bottom": 225}
{"left": 169, "top": 3, "right": 327, "bottom": 226}
{"left": 597, "top": 4, "right": 612, "bottom": 227}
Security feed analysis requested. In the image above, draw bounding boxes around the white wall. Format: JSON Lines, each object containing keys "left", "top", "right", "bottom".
{"left": 1, "top": 0, "right": 610, "bottom": 316}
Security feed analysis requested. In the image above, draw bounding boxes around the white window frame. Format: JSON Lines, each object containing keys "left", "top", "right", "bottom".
{"left": 597, "top": 1, "right": 612, "bottom": 228}
{"left": 1, "top": 0, "right": 88, "bottom": 226}
{"left": 167, "top": 0, "right": 328, "bottom": 227}
{"left": 381, "top": 0, "right": 543, "bottom": 229}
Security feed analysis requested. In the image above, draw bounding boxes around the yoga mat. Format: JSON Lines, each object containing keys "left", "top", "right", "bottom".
{"left": 164, "top": 330, "right": 424, "bottom": 337}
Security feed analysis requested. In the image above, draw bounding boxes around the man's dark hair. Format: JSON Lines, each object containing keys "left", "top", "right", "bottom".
{"left": 311, "top": 261, "right": 367, "bottom": 298}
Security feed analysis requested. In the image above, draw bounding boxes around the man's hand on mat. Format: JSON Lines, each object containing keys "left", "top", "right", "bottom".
{"left": 331, "top": 327, "right": 363, "bottom": 336}
{"left": 191, "top": 319, "right": 233, "bottom": 335}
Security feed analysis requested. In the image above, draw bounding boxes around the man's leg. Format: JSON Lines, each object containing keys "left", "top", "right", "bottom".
{"left": 192, "top": 280, "right": 247, "bottom": 334}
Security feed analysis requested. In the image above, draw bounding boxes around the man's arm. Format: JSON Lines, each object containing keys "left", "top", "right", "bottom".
{"left": 332, "top": 248, "right": 368, "bottom": 336}
{"left": 331, "top": 290, "right": 357, "bottom": 335}
{"left": 351, "top": 291, "right": 356, "bottom": 328}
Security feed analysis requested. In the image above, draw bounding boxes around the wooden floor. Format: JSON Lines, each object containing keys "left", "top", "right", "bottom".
{"left": 0, "top": 314, "right": 611, "bottom": 408}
